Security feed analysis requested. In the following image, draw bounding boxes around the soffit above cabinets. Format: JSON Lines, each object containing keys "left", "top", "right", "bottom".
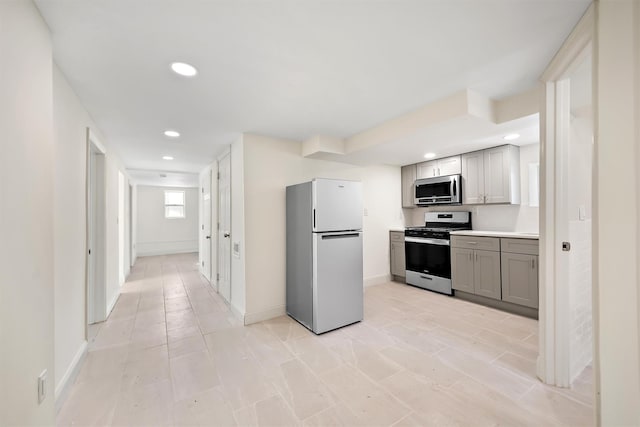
{"left": 36, "top": 0, "right": 588, "bottom": 172}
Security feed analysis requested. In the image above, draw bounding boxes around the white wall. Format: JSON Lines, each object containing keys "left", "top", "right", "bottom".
{"left": 405, "top": 143, "right": 539, "bottom": 231}
{"left": 240, "top": 133, "right": 402, "bottom": 324}
{"left": 594, "top": 1, "right": 640, "bottom": 424}
{"left": 52, "top": 65, "right": 132, "bottom": 403}
{"left": 231, "top": 137, "right": 247, "bottom": 315}
{"left": 136, "top": 186, "right": 199, "bottom": 256}
{"left": 0, "top": 1, "right": 55, "bottom": 424}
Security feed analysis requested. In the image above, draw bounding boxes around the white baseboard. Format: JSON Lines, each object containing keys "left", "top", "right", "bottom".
{"left": 55, "top": 340, "right": 88, "bottom": 413}
{"left": 137, "top": 240, "right": 198, "bottom": 257}
{"left": 229, "top": 302, "right": 245, "bottom": 323}
{"left": 364, "top": 274, "right": 392, "bottom": 288}
{"left": 107, "top": 290, "right": 120, "bottom": 317}
{"left": 244, "top": 304, "right": 286, "bottom": 325}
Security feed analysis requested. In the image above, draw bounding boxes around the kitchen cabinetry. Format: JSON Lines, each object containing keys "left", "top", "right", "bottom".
{"left": 451, "top": 236, "right": 501, "bottom": 300}
{"left": 389, "top": 231, "right": 405, "bottom": 279}
{"left": 501, "top": 238, "right": 538, "bottom": 308}
{"left": 461, "top": 145, "right": 520, "bottom": 205}
{"left": 401, "top": 165, "right": 416, "bottom": 208}
{"left": 416, "top": 155, "right": 461, "bottom": 179}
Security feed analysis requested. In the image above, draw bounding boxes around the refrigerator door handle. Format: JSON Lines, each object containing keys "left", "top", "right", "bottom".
{"left": 313, "top": 209, "right": 316, "bottom": 229}
{"left": 321, "top": 232, "right": 361, "bottom": 239}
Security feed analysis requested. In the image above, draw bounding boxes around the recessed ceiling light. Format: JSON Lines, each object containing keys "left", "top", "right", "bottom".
{"left": 164, "top": 130, "right": 180, "bottom": 138}
{"left": 503, "top": 133, "right": 520, "bottom": 141}
{"left": 170, "top": 62, "right": 197, "bottom": 77}
{"left": 423, "top": 152, "right": 436, "bottom": 159}
{"left": 162, "top": 156, "right": 174, "bottom": 160}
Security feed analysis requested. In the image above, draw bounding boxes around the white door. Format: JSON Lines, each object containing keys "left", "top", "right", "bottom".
{"left": 201, "top": 170, "right": 212, "bottom": 281}
{"left": 86, "top": 131, "right": 107, "bottom": 325}
{"left": 217, "top": 153, "right": 231, "bottom": 302}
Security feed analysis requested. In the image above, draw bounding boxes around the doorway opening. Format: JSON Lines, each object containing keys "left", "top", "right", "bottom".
{"left": 86, "top": 129, "right": 107, "bottom": 327}
{"left": 539, "top": 4, "right": 594, "bottom": 400}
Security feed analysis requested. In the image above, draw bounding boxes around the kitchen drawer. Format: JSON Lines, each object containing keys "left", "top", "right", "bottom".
{"left": 390, "top": 231, "right": 405, "bottom": 242}
{"left": 451, "top": 235, "right": 500, "bottom": 252}
{"left": 501, "top": 238, "right": 538, "bottom": 255}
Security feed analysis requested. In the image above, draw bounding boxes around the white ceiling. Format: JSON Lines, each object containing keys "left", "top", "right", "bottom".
{"left": 36, "top": 0, "right": 590, "bottom": 176}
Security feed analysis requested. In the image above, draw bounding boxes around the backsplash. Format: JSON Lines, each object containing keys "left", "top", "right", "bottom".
{"left": 404, "top": 204, "right": 539, "bottom": 232}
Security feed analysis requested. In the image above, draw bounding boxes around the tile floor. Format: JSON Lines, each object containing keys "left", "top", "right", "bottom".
{"left": 58, "top": 253, "right": 594, "bottom": 426}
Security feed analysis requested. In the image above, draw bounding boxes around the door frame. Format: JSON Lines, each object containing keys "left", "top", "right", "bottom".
{"left": 217, "top": 149, "right": 231, "bottom": 302}
{"left": 538, "top": 4, "right": 594, "bottom": 387}
{"left": 200, "top": 167, "right": 213, "bottom": 282}
{"left": 86, "top": 128, "right": 108, "bottom": 327}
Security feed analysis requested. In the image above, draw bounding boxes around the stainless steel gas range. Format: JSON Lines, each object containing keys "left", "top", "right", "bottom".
{"left": 405, "top": 211, "right": 472, "bottom": 295}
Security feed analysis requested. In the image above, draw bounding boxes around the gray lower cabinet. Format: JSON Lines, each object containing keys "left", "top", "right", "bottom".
{"left": 451, "top": 244, "right": 501, "bottom": 300}
{"left": 501, "top": 239, "right": 539, "bottom": 308}
{"left": 474, "top": 250, "right": 502, "bottom": 300}
{"left": 390, "top": 231, "right": 405, "bottom": 278}
{"left": 451, "top": 247, "right": 474, "bottom": 293}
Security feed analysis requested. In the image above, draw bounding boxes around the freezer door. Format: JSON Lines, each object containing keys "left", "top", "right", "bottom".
{"left": 312, "top": 179, "right": 363, "bottom": 232}
{"left": 312, "top": 232, "right": 363, "bottom": 333}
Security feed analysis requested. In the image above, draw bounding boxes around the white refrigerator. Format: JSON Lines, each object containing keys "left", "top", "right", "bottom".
{"left": 286, "top": 178, "right": 363, "bottom": 334}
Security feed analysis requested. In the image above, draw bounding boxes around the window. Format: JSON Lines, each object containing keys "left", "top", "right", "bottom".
{"left": 165, "top": 190, "right": 185, "bottom": 219}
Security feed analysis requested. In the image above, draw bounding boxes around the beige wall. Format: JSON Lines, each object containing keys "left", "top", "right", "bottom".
{"left": 0, "top": 1, "right": 55, "bottom": 424}
{"left": 594, "top": 0, "right": 640, "bottom": 424}
{"left": 52, "top": 66, "right": 92, "bottom": 402}
{"left": 241, "top": 133, "right": 401, "bottom": 323}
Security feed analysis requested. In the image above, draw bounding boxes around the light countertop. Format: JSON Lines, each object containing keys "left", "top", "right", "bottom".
{"left": 389, "top": 228, "right": 405, "bottom": 233}
{"left": 450, "top": 230, "right": 539, "bottom": 239}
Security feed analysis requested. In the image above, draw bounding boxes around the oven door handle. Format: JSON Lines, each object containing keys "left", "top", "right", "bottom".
{"left": 404, "top": 237, "right": 450, "bottom": 246}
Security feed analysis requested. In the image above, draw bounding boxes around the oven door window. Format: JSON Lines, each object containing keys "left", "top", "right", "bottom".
{"left": 405, "top": 241, "right": 451, "bottom": 279}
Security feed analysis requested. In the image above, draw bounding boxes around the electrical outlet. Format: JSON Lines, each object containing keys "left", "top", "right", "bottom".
{"left": 38, "top": 370, "right": 47, "bottom": 404}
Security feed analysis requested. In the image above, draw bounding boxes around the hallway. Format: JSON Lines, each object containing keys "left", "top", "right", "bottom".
{"left": 57, "top": 254, "right": 593, "bottom": 426}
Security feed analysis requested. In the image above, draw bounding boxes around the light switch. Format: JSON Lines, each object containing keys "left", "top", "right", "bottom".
{"left": 578, "top": 205, "right": 586, "bottom": 221}
{"left": 363, "top": 208, "right": 369, "bottom": 217}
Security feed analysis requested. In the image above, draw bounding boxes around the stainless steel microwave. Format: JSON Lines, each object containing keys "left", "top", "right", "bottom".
{"left": 414, "top": 174, "right": 462, "bottom": 206}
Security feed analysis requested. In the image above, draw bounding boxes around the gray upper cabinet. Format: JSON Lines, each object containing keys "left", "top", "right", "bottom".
{"left": 438, "top": 155, "right": 462, "bottom": 176}
{"left": 401, "top": 164, "right": 416, "bottom": 208}
{"left": 416, "top": 160, "right": 437, "bottom": 179}
{"left": 416, "top": 155, "right": 461, "bottom": 179}
{"left": 461, "top": 145, "right": 520, "bottom": 205}
{"left": 460, "top": 151, "right": 484, "bottom": 204}
{"left": 501, "top": 238, "right": 538, "bottom": 308}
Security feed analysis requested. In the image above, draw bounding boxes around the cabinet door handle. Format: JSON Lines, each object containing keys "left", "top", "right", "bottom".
{"left": 438, "top": 167, "right": 441, "bottom": 176}
{"left": 532, "top": 258, "right": 535, "bottom": 269}
{"left": 469, "top": 253, "right": 472, "bottom": 262}
{"left": 475, "top": 252, "right": 478, "bottom": 262}
{"left": 467, "top": 241, "right": 478, "bottom": 245}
